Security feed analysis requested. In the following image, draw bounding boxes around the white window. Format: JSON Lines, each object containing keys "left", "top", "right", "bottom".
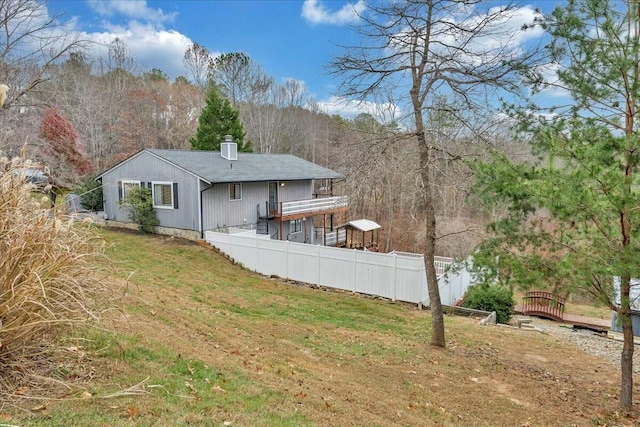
{"left": 120, "top": 180, "right": 140, "bottom": 201}
{"left": 229, "top": 183, "right": 242, "bottom": 201}
{"left": 290, "top": 218, "right": 302, "bottom": 233}
{"left": 152, "top": 181, "right": 174, "bottom": 209}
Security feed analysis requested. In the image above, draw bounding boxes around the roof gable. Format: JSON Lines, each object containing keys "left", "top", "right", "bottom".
{"left": 96, "top": 150, "right": 208, "bottom": 183}
{"left": 143, "top": 149, "right": 343, "bottom": 183}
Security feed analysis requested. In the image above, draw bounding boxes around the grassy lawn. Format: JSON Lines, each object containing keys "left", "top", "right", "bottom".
{"left": 4, "top": 228, "right": 634, "bottom": 426}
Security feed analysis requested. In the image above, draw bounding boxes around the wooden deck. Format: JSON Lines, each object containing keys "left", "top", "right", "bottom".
{"left": 266, "top": 196, "right": 348, "bottom": 220}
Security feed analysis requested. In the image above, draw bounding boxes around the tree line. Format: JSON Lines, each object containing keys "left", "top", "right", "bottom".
{"left": 2, "top": 0, "right": 638, "bottom": 410}
{"left": 0, "top": 9, "right": 487, "bottom": 261}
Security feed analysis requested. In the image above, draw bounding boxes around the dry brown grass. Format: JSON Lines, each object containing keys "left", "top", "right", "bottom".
{"left": 1, "top": 229, "right": 636, "bottom": 426}
{"left": 0, "top": 155, "right": 112, "bottom": 393}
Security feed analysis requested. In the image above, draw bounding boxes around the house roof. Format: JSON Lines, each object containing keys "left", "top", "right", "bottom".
{"left": 99, "top": 149, "right": 344, "bottom": 184}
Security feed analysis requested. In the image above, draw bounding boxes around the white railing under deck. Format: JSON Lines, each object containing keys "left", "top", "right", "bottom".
{"left": 324, "top": 228, "right": 347, "bottom": 246}
{"left": 275, "top": 195, "right": 348, "bottom": 217}
{"left": 390, "top": 251, "right": 454, "bottom": 278}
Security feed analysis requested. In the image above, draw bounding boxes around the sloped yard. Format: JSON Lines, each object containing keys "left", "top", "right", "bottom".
{"left": 4, "top": 228, "right": 637, "bottom": 426}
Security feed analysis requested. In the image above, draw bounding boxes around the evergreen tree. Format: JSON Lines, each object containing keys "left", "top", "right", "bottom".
{"left": 120, "top": 186, "right": 159, "bottom": 233}
{"left": 473, "top": 0, "right": 640, "bottom": 410}
{"left": 190, "top": 89, "right": 250, "bottom": 152}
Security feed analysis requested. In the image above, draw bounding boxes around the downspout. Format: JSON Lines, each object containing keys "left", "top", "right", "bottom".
{"left": 200, "top": 183, "right": 215, "bottom": 239}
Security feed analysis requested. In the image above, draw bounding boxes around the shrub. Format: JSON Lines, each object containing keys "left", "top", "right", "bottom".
{"left": 77, "top": 176, "right": 103, "bottom": 211}
{"left": 0, "top": 155, "right": 108, "bottom": 390}
{"left": 120, "top": 186, "right": 159, "bottom": 233}
{"left": 462, "top": 285, "right": 515, "bottom": 324}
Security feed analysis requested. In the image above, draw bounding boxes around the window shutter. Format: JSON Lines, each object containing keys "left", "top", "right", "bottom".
{"left": 173, "top": 183, "right": 179, "bottom": 209}
{"left": 117, "top": 181, "right": 122, "bottom": 200}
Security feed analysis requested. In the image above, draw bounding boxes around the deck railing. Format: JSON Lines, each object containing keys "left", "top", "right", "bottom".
{"left": 390, "top": 252, "right": 454, "bottom": 278}
{"left": 323, "top": 228, "right": 347, "bottom": 246}
{"left": 268, "top": 195, "right": 348, "bottom": 218}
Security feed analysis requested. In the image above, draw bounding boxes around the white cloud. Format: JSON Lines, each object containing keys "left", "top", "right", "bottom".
{"left": 79, "top": 22, "right": 194, "bottom": 79}
{"left": 87, "top": 0, "right": 176, "bottom": 25}
{"left": 528, "top": 62, "right": 571, "bottom": 98}
{"left": 389, "top": 6, "right": 543, "bottom": 68}
{"left": 301, "top": 0, "right": 365, "bottom": 25}
{"left": 50, "top": 2, "right": 200, "bottom": 80}
{"left": 317, "top": 95, "right": 401, "bottom": 122}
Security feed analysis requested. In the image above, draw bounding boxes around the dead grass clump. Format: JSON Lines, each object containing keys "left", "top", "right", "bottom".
{"left": 0, "top": 155, "right": 108, "bottom": 391}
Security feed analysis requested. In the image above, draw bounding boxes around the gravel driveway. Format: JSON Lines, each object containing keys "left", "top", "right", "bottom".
{"left": 525, "top": 319, "right": 640, "bottom": 373}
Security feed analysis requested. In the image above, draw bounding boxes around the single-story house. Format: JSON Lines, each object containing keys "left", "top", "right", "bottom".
{"left": 97, "top": 138, "right": 348, "bottom": 242}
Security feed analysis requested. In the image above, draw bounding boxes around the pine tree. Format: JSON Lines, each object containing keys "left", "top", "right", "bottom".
{"left": 473, "top": 0, "right": 640, "bottom": 410}
{"left": 190, "top": 89, "right": 250, "bottom": 152}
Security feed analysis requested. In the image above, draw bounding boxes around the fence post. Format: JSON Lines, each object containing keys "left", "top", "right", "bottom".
{"left": 229, "top": 233, "right": 235, "bottom": 261}
{"left": 285, "top": 240, "right": 289, "bottom": 279}
{"left": 352, "top": 249, "right": 357, "bottom": 293}
{"left": 316, "top": 244, "right": 321, "bottom": 286}
{"left": 421, "top": 256, "right": 428, "bottom": 306}
{"left": 254, "top": 233, "right": 259, "bottom": 273}
{"left": 392, "top": 253, "right": 397, "bottom": 302}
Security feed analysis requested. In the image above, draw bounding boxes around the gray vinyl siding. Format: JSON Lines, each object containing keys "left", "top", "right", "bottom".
{"left": 282, "top": 218, "right": 313, "bottom": 243}
{"left": 203, "top": 182, "right": 266, "bottom": 229}
{"left": 101, "top": 151, "right": 200, "bottom": 231}
{"left": 202, "top": 180, "right": 314, "bottom": 230}
{"left": 100, "top": 148, "right": 320, "bottom": 235}
{"left": 277, "top": 180, "right": 312, "bottom": 202}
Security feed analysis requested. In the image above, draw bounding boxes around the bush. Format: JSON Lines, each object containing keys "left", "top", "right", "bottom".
{"left": 0, "top": 155, "right": 108, "bottom": 390}
{"left": 120, "top": 186, "right": 159, "bottom": 233}
{"left": 462, "top": 285, "right": 515, "bottom": 324}
{"left": 77, "top": 176, "right": 103, "bottom": 211}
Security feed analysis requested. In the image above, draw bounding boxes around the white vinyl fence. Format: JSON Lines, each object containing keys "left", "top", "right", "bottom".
{"left": 205, "top": 230, "right": 474, "bottom": 305}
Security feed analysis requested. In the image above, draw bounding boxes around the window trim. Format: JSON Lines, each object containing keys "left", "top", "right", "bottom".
{"left": 290, "top": 218, "right": 302, "bottom": 234}
{"left": 120, "top": 180, "right": 141, "bottom": 201}
{"left": 229, "top": 183, "right": 242, "bottom": 201}
{"left": 152, "top": 181, "right": 174, "bottom": 209}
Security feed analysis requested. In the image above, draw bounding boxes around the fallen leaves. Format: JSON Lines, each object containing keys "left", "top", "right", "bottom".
{"left": 184, "top": 381, "right": 196, "bottom": 393}
{"left": 127, "top": 406, "right": 139, "bottom": 418}
{"left": 211, "top": 385, "right": 226, "bottom": 393}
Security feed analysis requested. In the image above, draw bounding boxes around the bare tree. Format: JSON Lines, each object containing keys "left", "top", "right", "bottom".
{"left": 212, "top": 52, "right": 259, "bottom": 107}
{"left": 0, "top": 0, "right": 86, "bottom": 109}
{"left": 330, "top": 0, "right": 539, "bottom": 347}
{"left": 182, "top": 43, "right": 213, "bottom": 93}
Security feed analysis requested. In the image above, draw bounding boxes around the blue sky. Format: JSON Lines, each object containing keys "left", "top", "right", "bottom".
{"left": 45, "top": 0, "right": 550, "bottom": 118}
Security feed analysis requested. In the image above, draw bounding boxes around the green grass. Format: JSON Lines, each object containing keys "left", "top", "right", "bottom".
{"left": 22, "top": 228, "right": 419, "bottom": 426}
{"left": 7, "top": 228, "right": 624, "bottom": 427}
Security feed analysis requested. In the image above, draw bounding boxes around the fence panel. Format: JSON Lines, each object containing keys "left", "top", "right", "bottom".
{"left": 438, "top": 264, "right": 473, "bottom": 305}
{"left": 318, "top": 246, "right": 357, "bottom": 291}
{"left": 204, "top": 231, "right": 233, "bottom": 256}
{"left": 204, "top": 231, "right": 472, "bottom": 306}
{"left": 287, "top": 242, "right": 321, "bottom": 284}
{"left": 230, "top": 234, "right": 260, "bottom": 271}
{"left": 257, "top": 239, "right": 289, "bottom": 277}
{"left": 353, "top": 251, "right": 396, "bottom": 299}
{"left": 394, "top": 255, "right": 428, "bottom": 303}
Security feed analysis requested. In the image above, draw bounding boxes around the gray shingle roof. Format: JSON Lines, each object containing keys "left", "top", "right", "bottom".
{"left": 146, "top": 149, "right": 343, "bottom": 183}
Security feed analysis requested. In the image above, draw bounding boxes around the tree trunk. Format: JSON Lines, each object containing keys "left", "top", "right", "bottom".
{"left": 619, "top": 274, "right": 634, "bottom": 410}
{"left": 418, "top": 131, "right": 445, "bottom": 348}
